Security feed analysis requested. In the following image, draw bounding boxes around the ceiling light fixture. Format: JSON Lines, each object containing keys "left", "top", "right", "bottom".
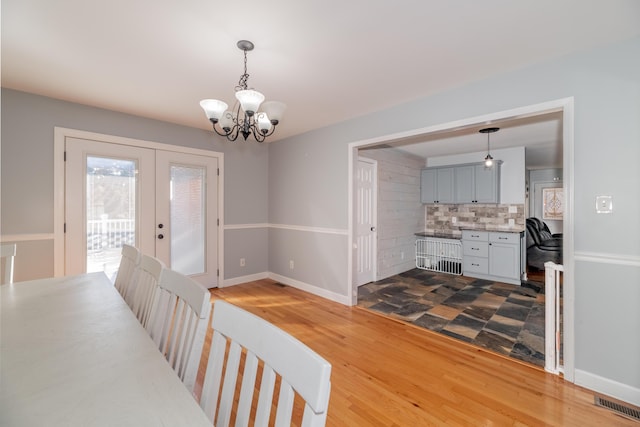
{"left": 200, "top": 40, "right": 285, "bottom": 143}
{"left": 479, "top": 127, "right": 499, "bottom": 167}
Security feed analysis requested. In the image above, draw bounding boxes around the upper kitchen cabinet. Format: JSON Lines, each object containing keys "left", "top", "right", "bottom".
{"left": 454, "top": 162, "right": 501, "bottom": 204}
{"left": 420, "top": 167, "right": 454, "bottom": 204}
{"left": 422, "top": 162, "right": 501, "bottom": 204}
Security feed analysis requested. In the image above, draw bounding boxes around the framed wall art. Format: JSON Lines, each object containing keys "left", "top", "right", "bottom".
{"left": 542, "top": 187, "right": 564, "bottom": 220}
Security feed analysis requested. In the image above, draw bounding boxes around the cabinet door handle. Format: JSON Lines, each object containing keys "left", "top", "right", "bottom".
{"left": 472, "top": 263, "right": 479, "bottom": 266}
{"left": 472, "top": 247, "right": 479, "bottom": 250}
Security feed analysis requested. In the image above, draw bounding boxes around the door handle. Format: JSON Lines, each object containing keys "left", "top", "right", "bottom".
{"left": 157, "top": 234, "right": 164, "bottom": 239}
{"left": 371, "top": 227, "right": 376, "bottom": 232}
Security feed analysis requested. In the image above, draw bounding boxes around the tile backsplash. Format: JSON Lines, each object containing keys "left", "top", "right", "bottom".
{"left": 425, "top": 204, "right": 525, "bottom": 232}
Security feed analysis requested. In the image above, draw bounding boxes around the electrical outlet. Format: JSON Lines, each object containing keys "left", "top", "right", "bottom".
{"left": 240, "top": 258, "right": 245, "bottom": 267}
{"left": 508, "top": 205, "right": 518, "bottom": 214}
{"left": 451, "top": 217, "right": 457, "bottom": 224}
{"left": 508, "top": 219, "right": 515, "bottom": 227}
{"left": 289, "top": 260, "right": 294, "bottom": 269}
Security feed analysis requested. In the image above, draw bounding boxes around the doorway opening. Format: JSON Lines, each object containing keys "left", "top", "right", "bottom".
{"left": 348, "top": 98, "right": 574, "bottom": 380}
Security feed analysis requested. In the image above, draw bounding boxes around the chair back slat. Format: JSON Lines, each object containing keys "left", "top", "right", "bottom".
{"left": 275, "top": 380, "right": 296, "bottom": 427}
{"left": 149, "top": 268, "right": 211, "bottom": 393}
{"left": 235, "top": 351, "right": 259, "bottom": 427}
{"left": 1, "top": 244, "right": 17, "bottom": 285}
{"left": 200, "top": 332, "right": 227, "bottom": 420}
{"left": 132, "top": 255, "right": 164, "bottom": 330}
{"left": 114, "top": 244, "right": 141, "bottom": 306}
{"left": 255, "top": 365, "right": 277, "bottom": 426}
{"left": 200, "top": 300, "right": 332, "bottom": 427}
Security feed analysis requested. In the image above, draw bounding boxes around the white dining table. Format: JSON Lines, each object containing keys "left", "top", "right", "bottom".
{"left": 0, "top": 272, "right": 212, "bottom": 426}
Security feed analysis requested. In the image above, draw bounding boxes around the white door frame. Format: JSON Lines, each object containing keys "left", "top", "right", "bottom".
{"left": 347, "top": 97, "right": 575, "bottom": 383}
{"left": 53, "top": 127, "right": 225, "bottom": 283}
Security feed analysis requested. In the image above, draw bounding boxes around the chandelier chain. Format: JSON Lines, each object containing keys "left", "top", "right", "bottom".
{"left": 236, "top": 49, "right": 250, "bottom": 91}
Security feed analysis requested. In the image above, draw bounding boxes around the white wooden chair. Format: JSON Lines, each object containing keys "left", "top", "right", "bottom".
{"left": 131, "top": 254, "right": 164, "bottom": 331}
{"left": 1, "top": 243, "right": 17, "bottom": 284}
{"left": 200, "top": 300, "right": 332, "bottom": 427}
{"left": 148, "top": 268, "right": 211, "bottom": 393}
{"left": 113, "top": 244, "right": 141, "bottom": 306}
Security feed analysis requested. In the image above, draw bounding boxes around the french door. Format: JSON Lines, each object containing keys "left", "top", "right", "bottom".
{"left": 64, "top": 137, "right": 219, "bottom": 287}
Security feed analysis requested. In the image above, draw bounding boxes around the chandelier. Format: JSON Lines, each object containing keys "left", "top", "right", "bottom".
{"left": 479, "top": 127, "right": 499, "bottom": 167}
{"left": 200, "top": 40, "right": 286, "bottom": 143}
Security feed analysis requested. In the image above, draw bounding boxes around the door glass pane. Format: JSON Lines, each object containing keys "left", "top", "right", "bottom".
{"left": 170, "top": 165, "right": 206, "bottom": 275}
{"left": 86, "top": 156, "right": 137, "bottom": 279}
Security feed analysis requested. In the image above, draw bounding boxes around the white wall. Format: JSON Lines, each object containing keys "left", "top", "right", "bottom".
{"left": 359, "top": 147, "right": 425, "bottom": 280}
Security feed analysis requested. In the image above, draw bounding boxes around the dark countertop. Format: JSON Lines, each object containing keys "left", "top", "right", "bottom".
{"left": 415, "top": 228, "right": 525, "bottom": 239}
{"left": 414, "top": 230, "right": 462, "bottom": 239}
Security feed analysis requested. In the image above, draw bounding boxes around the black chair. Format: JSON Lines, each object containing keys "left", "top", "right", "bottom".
{"left": 526, "top": 218, "right": 562, "bottom": 270}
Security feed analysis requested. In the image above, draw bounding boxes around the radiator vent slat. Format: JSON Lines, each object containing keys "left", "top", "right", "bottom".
{"left": 594, "top": 396, "right": 640, "bottom": 422}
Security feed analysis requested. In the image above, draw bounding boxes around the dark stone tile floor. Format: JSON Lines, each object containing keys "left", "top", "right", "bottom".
{"left": 358, "top": 268, "right": 546, "bottom": 367}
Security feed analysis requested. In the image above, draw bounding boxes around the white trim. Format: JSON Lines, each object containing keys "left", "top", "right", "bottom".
{"left": 224, "top": 223, "right": 270, "bottom": 230}
{"left": 347, "top": 97, "right": 576, "bottom": 379}
{"left": 268, "top": 273, "right": 352, "bottom": 305}
{"left": 54, "top": 127, "right": 220, "bottom": 157}
{"left": 223, "top": 223, "right": 348, "bottom": 235}
{"left": 1, "top": 234, "right": 55, "bottom": 242}
{"left": 222, "top": 272, "right": 269, "bottom": 287}
{"left": 575, "top": 251, "right": 640, "bottom": 267}
{"left": 53, "top": 127, "right": 225, "bottom": 281}
{"left": 575, "top": 369, "right": 640, "bottom": 407}
{"left": 268, "top": 223, "right": 348, "bottom": 235}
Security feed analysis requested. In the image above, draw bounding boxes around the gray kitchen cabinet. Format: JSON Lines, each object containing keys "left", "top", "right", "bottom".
{"left": 462, "top": 230, "right": 523, "bottom": 285}
{"left": 422, "top": 162, "right": 500, "bottom": 205}
{"left": 454, "top": 163, "right": 501, "bottom": 203}
{"left": 421, "top": 167, "right": 454, "bottom": 203}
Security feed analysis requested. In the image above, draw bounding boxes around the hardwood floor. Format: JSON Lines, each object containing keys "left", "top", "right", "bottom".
{"left": 196, "top": 279, "right": 634, "bottom": 426}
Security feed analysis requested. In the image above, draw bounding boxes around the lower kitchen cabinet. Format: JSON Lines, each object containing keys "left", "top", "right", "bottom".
{"left": 462, "top": 230, "right": 524, "bottom": 285}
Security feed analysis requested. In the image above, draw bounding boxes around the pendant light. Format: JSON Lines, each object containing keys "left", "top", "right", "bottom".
{"left": 479, "top": 127, "right": 499, "bottom": 167}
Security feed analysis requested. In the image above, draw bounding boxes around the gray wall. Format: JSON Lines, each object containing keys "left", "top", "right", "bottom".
{"left": 0, "top": 88, "right": 269, "bottom": 282}
{"left": 267, "top": 36, "right": 640, "bottom": 401}
{"left": 2, "top": 35, "right": 639, "bottom": 403}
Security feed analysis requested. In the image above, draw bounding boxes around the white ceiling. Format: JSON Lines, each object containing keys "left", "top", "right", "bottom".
{"left": 3, "top": 0, "right": 640, "bottom": 165}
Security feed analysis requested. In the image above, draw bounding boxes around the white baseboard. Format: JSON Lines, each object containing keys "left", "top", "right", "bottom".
{"left": 575, "top": 369, "right": 640, "bottom": 407}
{"left": 222, "top": 271, "right": 351, "bottom": 305}
{"left": 267, "top": 273, "right": 352, "bottom": 305}
{"left": 221, "top": 272, "right": 269, "bottom": 287}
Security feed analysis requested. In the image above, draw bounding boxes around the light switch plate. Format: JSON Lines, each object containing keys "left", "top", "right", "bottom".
{"left": 596, "top": 195, "right": 613, "bottom": 213}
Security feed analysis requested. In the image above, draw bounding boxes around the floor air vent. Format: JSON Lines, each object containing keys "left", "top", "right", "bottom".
{"left": 594, "top": 396, "right": 640, "bottom": 422}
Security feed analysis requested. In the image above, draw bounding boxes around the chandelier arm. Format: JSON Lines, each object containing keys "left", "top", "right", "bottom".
{"left": 251, "top": 127, "right": 266, "bottom": 143}
{"left": 210, "top": 122, "right": 241, "bottom": 141}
